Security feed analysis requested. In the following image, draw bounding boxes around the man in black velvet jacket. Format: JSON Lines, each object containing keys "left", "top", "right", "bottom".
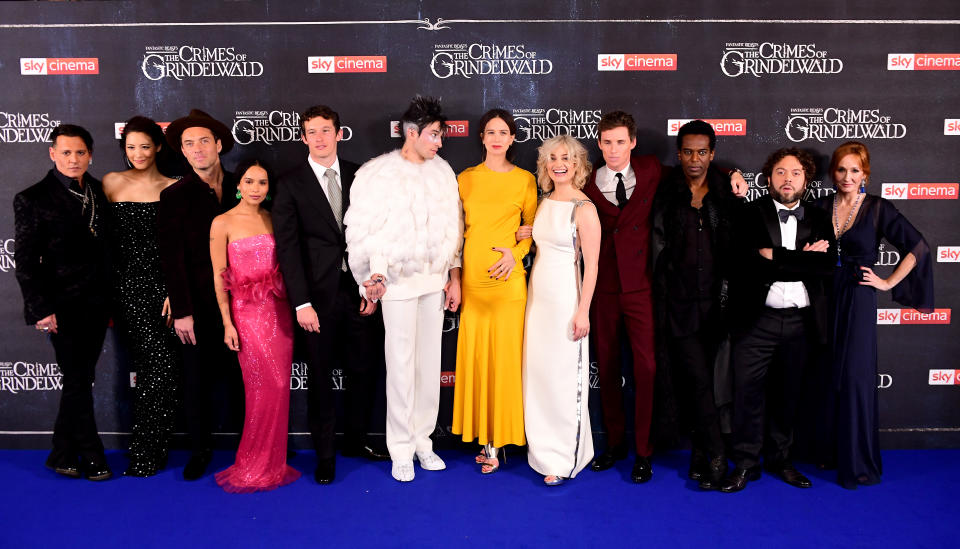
{"left": 721, "top": 148, "right": 835, "bottom": 493}
{"left": 14, "top": 124, "right": 113, "bottom": 481}
{"left": 157, "top": 109, "right": 239, "bottom": 480}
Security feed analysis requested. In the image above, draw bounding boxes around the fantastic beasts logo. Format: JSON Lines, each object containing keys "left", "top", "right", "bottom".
{"left": 431, "top": 43, "right": 553, "bottom": 79}
{"left": 0, "top": 112, "right": 61, "bottom": 143}
{"left": 141, "top": 46, "right": 264, "bottom": 81}
{"left": 511, "top": 108, "right": 601, "bottom": 144}
{"left": 785, "top": 107, "right": 907, "bottom": 143}
{"left": 721, "top": 43, "right": 843, "bottom": 78}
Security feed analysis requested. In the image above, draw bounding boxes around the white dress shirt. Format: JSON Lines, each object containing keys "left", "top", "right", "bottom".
{"left": 596, "top": 164, "right": 635, "bottom": 206}
{"left": 297, "top": 155, "right": 343, "bottom": 311}
{"left": 765, "top": 199, "right": 811, "bottom": 309}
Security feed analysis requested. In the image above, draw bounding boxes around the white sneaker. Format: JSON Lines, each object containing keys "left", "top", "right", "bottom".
{"left": 414, "top": 450, "right": 446, "bottom": 471}
{"left": 391, "top": 461, "right": 415, "bottom": 482}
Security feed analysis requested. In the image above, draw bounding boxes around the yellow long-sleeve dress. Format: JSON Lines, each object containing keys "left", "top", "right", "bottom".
{"left": 452, "top": 163, "right": 538, "bottom": 447}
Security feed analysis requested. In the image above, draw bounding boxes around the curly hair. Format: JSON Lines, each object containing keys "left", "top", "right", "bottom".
{"left": 761, "top": 147, "right": 816, "bottom": 184}
{"left": 536, "top": 135, "right": 592, "bottom": 192}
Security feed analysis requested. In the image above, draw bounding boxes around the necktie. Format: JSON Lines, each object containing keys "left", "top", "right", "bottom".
{"left": 324, "top": 168, "right": 347, "bottom": 271}
{"left": 325, "top": 168, "right": 342, "bottom": 230}
{"left": 615, "top": 172, "right": 627, "bottom": 209}
{"left": 778, "top": 206, "right": 804, "bottom": 223}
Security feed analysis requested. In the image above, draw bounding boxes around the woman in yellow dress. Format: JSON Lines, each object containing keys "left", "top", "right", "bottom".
{"left": 452, "top": 109, "right": 538, "bottom": 473}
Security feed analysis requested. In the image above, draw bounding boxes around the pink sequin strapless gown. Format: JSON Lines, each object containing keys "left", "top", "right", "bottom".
{"left": 215, "top": 234, "right": 300, "bottom": 493}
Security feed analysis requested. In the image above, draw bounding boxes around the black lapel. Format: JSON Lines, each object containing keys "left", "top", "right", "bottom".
{"left": 795, "top": 200, "right": 813, "bottom": 246}
{"left": 759, "top": 195, "right": 782, "bottom": 248}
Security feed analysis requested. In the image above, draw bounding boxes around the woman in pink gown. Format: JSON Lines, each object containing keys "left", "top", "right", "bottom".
{"left": 210, "top": 159, "right": 300, "bottom": 493}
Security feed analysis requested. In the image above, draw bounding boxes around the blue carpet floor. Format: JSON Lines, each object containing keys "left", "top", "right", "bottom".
{"left": 0, "top": 448, "right": 955, "bottom": 548}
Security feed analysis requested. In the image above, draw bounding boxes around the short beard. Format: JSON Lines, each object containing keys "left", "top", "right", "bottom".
{"left": 768, "top": 184, "right": 805, "bottom": 207}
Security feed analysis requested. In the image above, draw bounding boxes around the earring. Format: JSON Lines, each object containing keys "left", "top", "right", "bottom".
{"left": 235, "top": 190, "right": 242, "bottom": 199}
{"left": 265, "top": 194, "right": 272, "bottom": 202}
{"left": 859, "top": 179, "right": 866, "bottom": 194}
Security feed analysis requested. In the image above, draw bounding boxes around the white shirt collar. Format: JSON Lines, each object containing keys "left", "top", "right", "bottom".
{"left": 307, "top": 154, "right": 340, "bottom": 181}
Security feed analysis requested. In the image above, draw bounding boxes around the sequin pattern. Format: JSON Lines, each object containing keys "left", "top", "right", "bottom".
{"left": 215, "top": 234, "right": 300, "bottom": 493}
{"left": 110, "top": 201, "right": 181, "bottom": 476}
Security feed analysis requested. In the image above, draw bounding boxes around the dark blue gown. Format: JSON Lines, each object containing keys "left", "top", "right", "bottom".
{"left": 814, "top": 194, "right": 933, "bottom": 489}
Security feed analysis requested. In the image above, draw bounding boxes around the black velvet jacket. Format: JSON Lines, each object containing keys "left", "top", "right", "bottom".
{"left": 13, "top": 169, "right": 111, "bottom": 324}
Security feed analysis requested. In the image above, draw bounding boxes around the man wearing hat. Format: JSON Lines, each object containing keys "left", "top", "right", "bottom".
{"left": 157, "top": 109, "right": 240, "bottom": 480}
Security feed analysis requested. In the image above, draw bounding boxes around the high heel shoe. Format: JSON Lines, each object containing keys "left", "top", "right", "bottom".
{"left": 544, "top": 475, "right": 566, "bottom": 486}
{"left": 478, "top": 443, "right": 503, "bottom": 475}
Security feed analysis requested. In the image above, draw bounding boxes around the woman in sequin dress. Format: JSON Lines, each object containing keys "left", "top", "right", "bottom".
{"left": 210, "top": 159, "right": 299, "bottom": 493}
{"left": 102, "top": 116, "right": 181, "bottom": 477}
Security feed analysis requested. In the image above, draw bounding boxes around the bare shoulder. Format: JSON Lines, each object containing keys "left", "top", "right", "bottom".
{"left": 101, "top": 171, "right": 127, "bottom": 198}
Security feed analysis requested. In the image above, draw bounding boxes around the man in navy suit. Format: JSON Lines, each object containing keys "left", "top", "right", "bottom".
{"left": 273, "top": 105, "right": 388, "bottom": 485}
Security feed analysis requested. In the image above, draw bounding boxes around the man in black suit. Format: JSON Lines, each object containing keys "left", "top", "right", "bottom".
{"left": 157, "top": 109, "right": 240, "bottom": 480}
{"left": 274, "top": 105, "right": 388, "bottom": 484}
{"left": 14, "top": 124, "right": 113, "bottom": 480}
{"left": 720, "top": 148, "right": 835, "bottom": 493}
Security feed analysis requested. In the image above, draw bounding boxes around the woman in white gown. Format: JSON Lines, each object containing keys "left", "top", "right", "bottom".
{"left": 522, "top": 134, "right": 601, "bottom": 485}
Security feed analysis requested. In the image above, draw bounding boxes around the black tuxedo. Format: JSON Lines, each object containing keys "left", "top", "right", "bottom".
{"left": 728, "top": 195, "right": 834, "bottom": 469}
{"left": 274, "top": 158, "right": 384, "bottom": 459}
{"left": 157, "top": 170, "right": 241, "bottom": 453}
{"left": 13, "top": 169, "right": 111, "bottom": 469}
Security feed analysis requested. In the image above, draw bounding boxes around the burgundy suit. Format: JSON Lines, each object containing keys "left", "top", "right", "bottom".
{"left": 583, "top": 154, "right": 662, "bottom": 457}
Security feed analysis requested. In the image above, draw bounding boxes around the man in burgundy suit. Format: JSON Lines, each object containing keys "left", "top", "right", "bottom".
{"left": 582, "top": 111, "right": 661, "bottom": 483}
{"left": 584, "top": 112, "right": 746, "bottom": 483}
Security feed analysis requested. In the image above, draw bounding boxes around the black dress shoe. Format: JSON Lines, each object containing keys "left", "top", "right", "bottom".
{"left": 314, "top": 458, "right": 335, "bottom": 484}
{"left": 46, "top": 462, "right": 81, "bottom": 478}
{"left": 698, "top": 455, "right": 728, "bottom": 490}
{"left": 342, "top": 445, "right": 390, "bottom": 462}
{"left": 769, "top": 462, "right": 812, "bottom": 488}
{"left": 719, "top": 466, "right": 761, "bottom": 493}
{"left": 688, "top": 448, "right": 708, "bottom": 481}
{"left": 84, "top": 462, "right": 113, "bottom": 481}
{"left": 590, "top": 446, "right": 627, "bottom": 472}
{"left": 183, "top": 450, "right": 212, "bottom": 481}
{"left": 631, "top": 456, "right": 653, "bottom": 483}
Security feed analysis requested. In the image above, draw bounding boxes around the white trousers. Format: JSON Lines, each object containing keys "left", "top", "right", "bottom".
{"left": 380, "top": 291, "right": 443, "bottom": 462}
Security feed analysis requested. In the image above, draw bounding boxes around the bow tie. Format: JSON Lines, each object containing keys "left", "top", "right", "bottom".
{"left": 778, "top": 206, "right": 804, "bottom": 223}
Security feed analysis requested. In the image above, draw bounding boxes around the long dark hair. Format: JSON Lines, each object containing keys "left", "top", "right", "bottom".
{"left": 119, "top": 116, "right": 178, "bottom": 176}
{"left": 478, "top": 108, "right": 517, "bottom": 162}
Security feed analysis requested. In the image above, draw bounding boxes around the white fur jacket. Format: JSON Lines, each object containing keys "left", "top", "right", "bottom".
{"left": 344, "top": 149, "right": 463, "bottom": 285}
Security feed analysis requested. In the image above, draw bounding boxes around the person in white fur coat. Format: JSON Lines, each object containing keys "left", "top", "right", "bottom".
{"left": 344, "top": 96, "right": 463, "bottom": 482}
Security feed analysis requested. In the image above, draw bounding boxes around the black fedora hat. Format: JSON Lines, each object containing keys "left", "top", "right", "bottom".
{"left": 165, "top": 109, "right": 234, "bottom": 154}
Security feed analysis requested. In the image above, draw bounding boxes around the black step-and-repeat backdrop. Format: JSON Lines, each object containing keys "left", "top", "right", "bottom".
{"left": 1, "top": 2, "right": 958, "bottom": 450}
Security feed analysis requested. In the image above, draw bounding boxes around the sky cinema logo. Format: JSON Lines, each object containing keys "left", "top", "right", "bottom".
{"left": 937, "top": 246, "right": 960, "bottom": 263}
{"left": 430, "top": 43, "right": 552, "bottom": 79}
{"left": 881, "top": 183, "right": 958, "bottom": 200}
{"left": 0, "top": 112, "right": 61, "bottom": 143}
{"left": 511, "top": 107, "right": 601, "bottom": 144}
{"left": 720, "top": 43, "right": 842, "bottom": 77}
{"left": 308, "top": 56, "right": 387, "bottom": 73}
{"left": 928, "top": 370, "right": 960, "bottom": 385}
{"left": 785, "top": 107, "right": 906, "bottom": 143}
{"left": 887, "top": 53, "right": 960, "bottom": 70}
{"left": 389, "top": 120, "right": 469, "bottom": 138}
{"left": 141, "top": 46, "right": 264, "bottom": 80}
{"left": 114, "top": 121, "right": 170, "bottom": 139}
{"left": 667, "top": 119, "right": 747, "bottom": 136}
{"left": 20, "top": 57, "right": 99, "bottom": 75}
{"left": 0, "top": 361, "right": 63, "bottom": 394}
{"left": 597, "top": 53, "right": 677, "bottom": 71}
{"left": 876, "top": 308, "right": 952, "bottom": 325}
{"left": 945, "top": 119, "right": 960, "bottom": 135}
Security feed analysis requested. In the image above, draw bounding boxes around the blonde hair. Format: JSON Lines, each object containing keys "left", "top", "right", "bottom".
{"left": 536, "top": 134, "right": 592, "bottom": 192}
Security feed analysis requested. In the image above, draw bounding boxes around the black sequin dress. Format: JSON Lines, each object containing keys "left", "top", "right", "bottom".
{"left": 111, "top": 201, "right": 181, "bottom": 476}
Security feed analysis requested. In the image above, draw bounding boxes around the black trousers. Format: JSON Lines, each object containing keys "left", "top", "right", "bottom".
{"left": 731, "top": 307, "right": 812, "bottom": 469}
{"left": 47, "top": 306, "right": 109, "bottom": 468}
{"left": 670, "top": 327, "right": 725, "bottom": 457}
{"left": 305, "top": 271, "right": 384, "bottom": 459}
{"left": 178, "top": 310, "right": 242, "bottom": 453}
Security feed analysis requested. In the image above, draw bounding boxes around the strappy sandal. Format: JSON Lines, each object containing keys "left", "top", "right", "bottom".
{"left": 544, "top": 475, "right": 566, "bottom": 486}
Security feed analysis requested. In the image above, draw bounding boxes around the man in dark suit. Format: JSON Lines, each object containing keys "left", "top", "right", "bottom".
{"left": 157, "top": 109, "right": 240, "bottom": 480}
{"left": 14, "top": 124, "right": 113, "bottom": 480}
{"left": 720, "top": 147, "right": 835, "bottom": 493}
{"left": 273, "top": 105, "right": 387, "bottom": 484}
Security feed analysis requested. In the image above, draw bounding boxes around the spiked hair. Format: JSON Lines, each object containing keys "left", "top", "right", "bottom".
{"left": 401, "top": 95, "right": 447, "bottom": 136}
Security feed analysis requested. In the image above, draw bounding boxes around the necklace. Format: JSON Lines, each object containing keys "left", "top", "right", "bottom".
{"left": 832, "top": 192, "right": 863, "bottom": 266}
{"left": 66, "top": 180, "right": 98, "bottom": 236}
